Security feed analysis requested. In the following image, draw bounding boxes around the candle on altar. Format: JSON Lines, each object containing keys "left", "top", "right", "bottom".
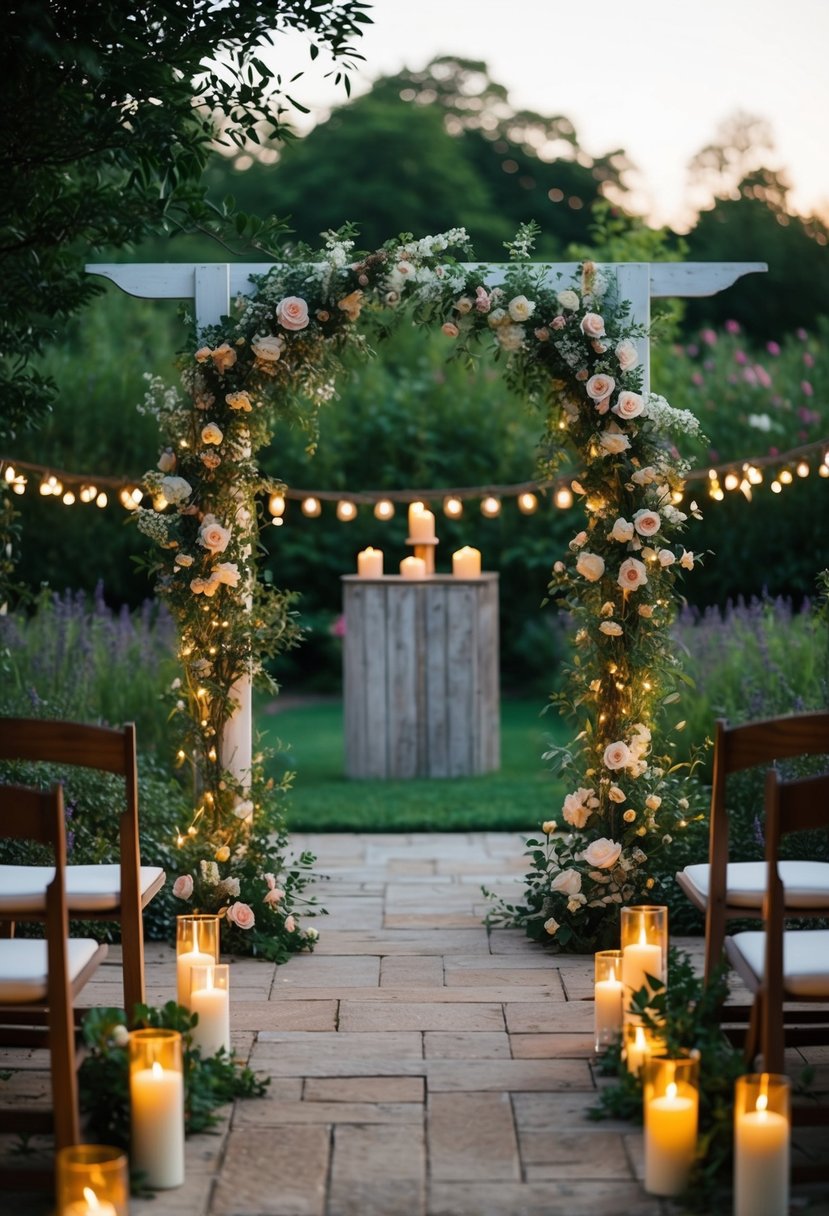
{"left": 129, "top": 1030, "right": 185, "bottom": 1189}
{"left": 408, "top": 503, "right": 435, "bottom": 542}
{"left": 452, "top": 546, "right": 481, "bottom": 578}
{"left": 643, "top": 1056, "right": 699, "bottom": 1196}
{"left": 400, "top": 556, "right": 427, "bottom": 579}
{"left": 56, "top": 1145, "right": 128, "bottom": 1216}
{"left": 176, "top": 914, "right": 220, "bottom": 1008}
{"left": 594, "top": 950, "right": 623, "bottom": 1052}
{"left": 189, "top": 963, "right": 231, "bottom": 1057}
{"left": 357, "top": 546, "right": 383, "bottom": 577}
{"left": 734, "top": 1074, "right": 790, "bottom": 1216}
{"left": 63, "top": 1187, "right": 117, "bottom": 1216}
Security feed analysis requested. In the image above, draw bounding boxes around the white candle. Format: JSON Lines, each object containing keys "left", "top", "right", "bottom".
{"left": 594, "top": 968, "right": 624, "bottom": 1049}
{"left": 626, "top": 1024, "right": 650, "bottom": 1074}
{"left": 734, "top": 1095, "right": 789, "bottom": 1216}
{"left": 357, "top": 546, "right": 383, "bottom": 577}
{"left": 452, "top": 546, "right": 481, "bottom": 578}
{"left": 63, "top": 1189, "right": 117, "bottom": 1216}
{"left": 399, "top": 556, "right": 426, "bottom": 579}
{"left": 190, "top": 970, "right": 231, "bottom": 1057}
{"left": 408, "top": 504, "right": 435, "bottom": 541}
{"left": 177, "top": 943, "right": 215, "bottom": 1007}
{"left": 645, "top": 1081, "right": 697, "bottom": 1195}
{"left": 622, "top": 930, "right": 663, "bottom": 1007}
{"left": 130, "top": 1060, "right": 185, "bottom": 1189}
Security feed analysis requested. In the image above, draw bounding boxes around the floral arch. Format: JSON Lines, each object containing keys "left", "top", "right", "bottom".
{"left": 88, "top": 228, "right": 764, "bottom": 958}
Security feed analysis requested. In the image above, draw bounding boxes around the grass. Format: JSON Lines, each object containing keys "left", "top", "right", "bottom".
{"left": 261, "top": 698, "right": 569, "bottom": 832}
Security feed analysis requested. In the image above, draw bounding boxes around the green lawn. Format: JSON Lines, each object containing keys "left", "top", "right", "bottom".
{"left": 260, "top": 698, "right": 569, "bottom": 832}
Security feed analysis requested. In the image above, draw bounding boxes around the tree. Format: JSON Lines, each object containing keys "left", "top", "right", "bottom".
{"left": 1, "top": 0, "right": 372, "bottom": 438}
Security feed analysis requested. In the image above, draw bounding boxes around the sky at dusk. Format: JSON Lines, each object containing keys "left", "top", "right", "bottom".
{"left": 265, "top": 0, "right": 829, "bottom": 229}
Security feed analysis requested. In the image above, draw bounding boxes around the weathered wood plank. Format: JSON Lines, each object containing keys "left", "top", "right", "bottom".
{"left": 387, "top": 584, "right": 419, "bottom": 779}
{"left": 425, "top": 585, "right": 450, "bottom": 778}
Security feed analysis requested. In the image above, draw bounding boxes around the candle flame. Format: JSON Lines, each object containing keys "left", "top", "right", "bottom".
{"left": 206, "top": 967, "right": 214, "bottom": 992}
{"left": 756, "top": 1092, "right": 769, "bottom": 1113}
{"left": 634, "top": 1026, "right": 646, "bottom": 1049}
{"left": 151, "top": 1060, "right": 164, "bottom": 1078}
{"left": 82, "top": 1187, "right": 101, "bottom": 1210}
{"left": 609, "top": 964, "right": 616, "bottom": 984}
{"left": 666, "top": 1081, "right": 678, "bottom": 1100}
{"left": 638, "top": 925, "right": 648, "bottom": 947}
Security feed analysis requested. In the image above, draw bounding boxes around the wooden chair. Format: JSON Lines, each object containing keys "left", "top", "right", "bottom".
{"left": 0, "top": 718, "right": 166, "bottom": 1017}
{"left": 675, "top": 712, "right": 829, "bottom": 984}
{"left": 0, "top": 782, "right": 107, "bottom": 1185}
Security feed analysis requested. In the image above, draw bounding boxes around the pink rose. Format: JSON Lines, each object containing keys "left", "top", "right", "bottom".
{"left": 580, "top": 312, "right": 606, "bottom": 339}
{"left": 276, "top": 296, "right": 310, "bottom": 331}
{"left": 441, "top": 321, "right": 460, "bottom": 338}
{"left": 603, "top": 741, "right": 632, "bottom": 771}
{"left": 172, "top": 875, "right": 193, "bottom": 900}
{"left": 615, "top": 339, "right": 639, "bottom": 371}
{"left": 198, "top": 514, "right": 232, "bottom": 554}
{"left": 226, "top": 901, "right": 255, "bottom": 930}
{"left": 264, "top": 886, "right": 285, "bottom": 907}
{"left": 575, "top": 551, "right": 605, "bottom": 582}
{"left": 633, "top": 509, "right": 661, "bottom": 537}
{"left": 582, "top": 838, "right": 623, "bottom": 869}
{"left": 613, "top": 391, "right": 645, "bottom": 420}
{"left": 618, "top": 557, "right": 648, "bottom": 591}
{"left": 474, "top": 286, "right": 491, "bottom": 313}
{"left": 551, "top": 315, "right": 567, "bottom": 331}
{"left": 284, "top": 914, "right": 296, "bottom": 933}
{"left": 586, "top": 374, "right": 616, "bottom": 402}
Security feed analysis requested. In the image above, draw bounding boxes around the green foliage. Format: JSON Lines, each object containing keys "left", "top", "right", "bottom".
{"left": 78, "top": 1003, "right": 268, "bottom": 1181}
{"left": 590, "top": 948, "right": 745, "bottom": 1213}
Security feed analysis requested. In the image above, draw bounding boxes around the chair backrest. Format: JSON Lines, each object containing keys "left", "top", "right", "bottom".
{"left": 0, "top": 718, "right": 140, "bottom": 897}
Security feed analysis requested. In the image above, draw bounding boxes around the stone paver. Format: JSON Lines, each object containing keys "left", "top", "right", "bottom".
{"left": 3, "top": 830, "right": 827, "bottom": 1216}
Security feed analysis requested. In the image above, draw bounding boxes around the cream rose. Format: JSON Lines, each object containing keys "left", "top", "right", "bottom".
{"left": 172, "top": 875, "right": 193, "bottom": 900}
{"left": 226, "top": 391, "right": 253, "bottom": 412}
{"left": 508, "top": 295, "right": 535, "bottom": 322}
{"left": 582, "top": 838, "right": 623, "bottom": 869}
{"left": 613, "top": 390, "right": 645, "bottom": 420}
{"left": 544, "top": 917, "right": 560, "bottom": 936}
{"left": 441, "top": 321, "right": 460, "bottom": 338}
{"left": 575, "top": 551, "right": 605, "bottom": 582}
{"left": 623, "top": 809, "right": 637, "bottom": 823}
{"left": 284, "top": 914, "right": 296, "bottom": 933}
{"left": 551, "top": 869, "right": 582, "bottom": 896}
{"left": 234, "top": 799, "right": 254, "bottom": 820}
{"left": 633, "top": 509, "right": 661, "bottom": 537}
{"left": 201, "top": 422, "right": 223, "bottom": 446}
{"left": 453, "top": 295, "right": 474, "bottom": 315}
{"left": 638, "top": 604, "right": 655, "bottom": 618}
{"left": 211, "top": 343, "right": 237, "bottom": 375}
{"left": 198, "top": 514, "right": 232, "bottom": 554}
{"left": 497, "top": 324, "right": 525, "bottom": 351}
{"left": 680, "top": 549, "right": 695, "bottom": 570}
{"left": 562, "top": 795, "right": 590, "bottom": 829}
{"left": 603, "top": 740, "right": 632, "bottom": 771}
{"left": 213, "top": 561, "right": 240, "bottom": 587}
{"left": 252, "top": 334, "right": 285, "bottom": 363}
{"left": 618, "top": 557, "right": 648, "bottom": 591}
{"left": 337, "top": 290, "right": 364, "bottom": 321}
{"left": 215, "top": 845, "right": 231, "bottom": 863}
{"left": 658, "top": 548, "right": 676, "bottom": 567}
{"left": 160, "top": 475, "right": 192, "bottom": 505}
{"left": 487, "top": 308, "right": 507, "bottom": 328}
{"left": 569, "top": 530, "right": 588, "bottom": 550}
{"left": 609, "top": 517, "right": 635, "bottom": 543}
{"left": 174, "top": 553, "right": 194, "bottom": 568}
{"left": 157, "top": 447, "right": 177, "bottom": 472}
{"left": 542, "top": 820, "right": 557, "bottom": 835}
{"left": 276, "top": 295, "right": 310, "bottom": 331}
{"left": 585, "top": 373, "right": 616, "bottom": 402}
{"left": 608, "top": 785, "right": 626, "bottom": 804}
{"left": 599, "top": 621, "right": 623, "bottom": 636}
{"left": 226, "top": 901, "right": 255, "bottom": 930}
{"left": 600, "top": 428, "right": 631, "bottom": 455}
{"left": 219, "top": 876, "right": 241, "bottom": 898}
{"left": 615, "top": 339, "right": 639, "bottom": 371}
{"left": 631, "top": 466, "right": 658, "bottom": 486}
{"left": 556, "top": 289, "right": 580, "bottom": 311}
{"left": 645, "top": 794, "right": 662, "bottom": 810}
{"left": 580, "top": 312, "right": 606, "bottom": 338}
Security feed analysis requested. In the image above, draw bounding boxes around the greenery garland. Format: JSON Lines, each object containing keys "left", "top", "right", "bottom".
{"left": 136, "top": 222, "right": 704, "bottom": 957}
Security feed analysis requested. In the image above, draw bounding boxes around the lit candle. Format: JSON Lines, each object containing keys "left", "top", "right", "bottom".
{"left": 622, "top": 925, "right": 664, "bottom": 1009}
{"left": 190, "top": 964, "right": 231, "bottom": 1057}
{"left": 734, "top": 1080, "right": 789, "bottom": 1216}
{"left": 62, "top": 1187, "right": 117, "bottom": 1216}
{"left": 625, "top": 1024, "right": 650, "bottom": 1074}
{"left": 452, "top": 546, "right": 482, "bottom": 578}
{"left": 408, "top": 503, "right": 435, "bottom": 542}
{"left": 594, "top": 964, "right": 624, "bottom": 1051}
{"left": 399, "top": 556, "right": 426, "bottom": 579}
{"left": 357, "top": 546, "right": 383, "bottom": 577}
{"left": 176, "top": 925, "right": 215, "bottom": 1008}
{"left": 644, "top": 1071, "right": 698, "bottom": 1196}
{"left": 130, "top": 1059, "right": 184, "bottom": 1189}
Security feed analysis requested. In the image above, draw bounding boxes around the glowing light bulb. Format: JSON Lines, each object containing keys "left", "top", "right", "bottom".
{"left": 374, "top": 499, "right": 395, "bottom": 520}
{"left": 302, "top": 496, "right": 321, "bottom": 517}
{"left": 480, "top": 495, "right": 501, "bottom": 518}
{"left": 779, "top": 469, "right": 793, "bottom": 485}
{"left": 797, "top": 461, "right": 810, "bottom": 478}
{"left": 3, "top": 465, "right": 15, "bottom": 482}
{"left": 747, "top": 466, "right": 763, "bottom": 485}
{"left": 268, "top": 492, "right": 285, "bottom": 517}
{"left": 517, "top": 492, "right": 538, "bottom": 515}
{"left": 62, "top": 490, "right": 75, "bottom": 505}
{"left": 724, "top": 472, "right": 739, "bottom": 491}
{"left": 336, "top": 500, "right": 357, "bottom": 522}
{"left": 771, "top": 480, "right": 782, "bottom": 494}
{"left": 96, "top": 492, "right": 108, "bottom": 508}
{"left": 554, "top": 487, "right": 574, "bottom": 509}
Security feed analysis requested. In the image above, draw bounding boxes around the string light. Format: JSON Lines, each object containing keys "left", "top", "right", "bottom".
{"left": 771, "top": 480, "right": 782, "bottom": 494}
{"left": 4, "top": 466, "right": 16, "bottom": 483}
{"left": 480, "top": 495, "right": 501, "bottom": 518}
{"left": 554, "top": 487, "right": 574, "bottom": 509}
{"left": 517, "top": 491, "right": 538, "bottom": 515}
{"left": 443, "top": 496, "right": 463, "bottom": 518}
{"left": 268, "top": 492, "right": 285, "bottom": 517}
{"left": 797, "top": 460, "right": 810, "bottom": 478}
{"left": 301, "top": 496, "right": 321, "bottom": 517}
{"left": 96, "top": 491, "right": 108, "bottom": 508}
{"left": 724, "top": 472, "right": 739, "bottom": 491}
{"left": 336, "top": 500, "right": 357, "bottom": 522}
{"left": 62, "top": 490, "right": 75, "bottom": 505}
{"left": 374, "top": 499, "right": 394, "bottom": 520}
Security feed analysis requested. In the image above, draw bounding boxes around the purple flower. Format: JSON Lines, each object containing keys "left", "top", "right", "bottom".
{"left": 701, "top": 328, "right": 717, "bottom": 346}
{"left": 766, "top": 341, "right": 780, "bottom": 356}
{"left": 801, "top": 380, "right": 814, "bottom": 397}
{"left": 725, "top": 319, "right": 741, "bottom": 335}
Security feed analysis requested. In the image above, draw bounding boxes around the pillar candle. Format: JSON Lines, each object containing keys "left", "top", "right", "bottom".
{"left": 644, "top": 1081, "right": 697, "bottom": 1195}
{"left": 734, "top": 1095, "right": 789, "bottom": 1216}
{"left": 452, "top": 546, "right": 481, "bottom": 578}
{"left": 594, "top": 973, "right": 624, "bottom": 1050}
{"left": 399, "top": 556, "right": 426, "bottom": 579}
{"left": 622, "top": 931, "right": 664, "bottom": 1006}
{"left": 357, "top": 546, "right": 383, "bottom": 577}
{"left": 130, "top": 1060, "right": 185, "bottom": 1189}
{"left": 63, "top": 1190, "right": 117, "bottom": 1216}
{"left": 408, "top": 504, "right": 435, "bottom": 541}
{"left": 190, "top": 965, "right": 231, "bottom": 1057}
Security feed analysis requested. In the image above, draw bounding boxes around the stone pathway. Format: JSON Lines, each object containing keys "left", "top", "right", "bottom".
{"left": 3, "top": 832, "right": 828, "bottom": 1214}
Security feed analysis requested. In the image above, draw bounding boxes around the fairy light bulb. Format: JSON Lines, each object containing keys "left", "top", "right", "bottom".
{"left": 554, "top": 486, "right": 574, "bottom": 510}
{"left": 96, "top": 491, "right": 108, "bottom": 508}
{"left": 12, "top": 477, "right": 25, "bottom": 495}
{"left": 747, "top": 466, "right": 763, "bottom": 485}
{"left": 39, "top": 479, "right": 51, "bottom": 496}
{"left": 336, "top": 500, "right": 357, "bottom": 522}
{"left": 374, "top": 499, "right": 394, "bottom": 521}
{"left": 797, "top": 460, "right": 810, "bottom": 478}
{"left": 517, "top": 491, "right": 538, "bottom": 515}
{"left": 268, "top": 492, "right": 285, "bottom": 517}
{"left": 771, "top": 479, "right": 782, "bottom": 493}
{"left": 3, "top": 465, "right": 15, "bottom": 483}
{"left": 79, "top": 485, "right": 95, "bottom": 503}
{"left": 820, "top": 464, "right": 829, "bottom": 479}
{"left": 62, "top": 490, "right": 75, "bottom": 505}
{"left": 480, "top": 495, "right": 501, "bottom": 518}
{"left": 779, "top": 468, "right": 793, "bottom": 485}
{"left": 443, "top": 496, "right": 463, "bottom": 518}
{"left": 302, "top": 496, "right": 321, "bottom": 517}
{"left": 671, "top": 490, "right": 684, "bottom": 504}
{"left": 724, "top": 472, "right": 739, "bottom": 491}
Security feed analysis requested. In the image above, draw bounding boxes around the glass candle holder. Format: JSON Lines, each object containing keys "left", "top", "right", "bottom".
{"left": 594, "top": 949, "right": 624, "bottom": 1052}
{"left": 129, "top": 1028, "right": 185, "bottom": 1189}
{"left": 734, "top": 1073, "right": 790, "bottom": 1216}
{"left": 623, "top": 1022, "right": 666, "bottom": 1075}
{"left": 176, "top": 913, "right": 220, "bottom": 1007}
{"left": 189, "top": 962, "right": 231, "bottom": 1057}
{"left": 643, "top": 1053, "right": 700, "bottom": 1196}
{"left": 620, "top": 905, "right": 668, "bottom": 1021}
{"left": 56, "top": 1145, "right": 129, "bottom": 1215}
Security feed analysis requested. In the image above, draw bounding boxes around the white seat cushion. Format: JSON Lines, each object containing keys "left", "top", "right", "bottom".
{"left": 729, "top": 929, "right": 829, "bottom": 997}
{"left": 0, "top": 864, "right": 165, "bottom": 914}
{"left": 680, "top": 860, "right": 829, "bottom": 908}
{"left": 0, "top": 938, "right": 102, "bottom": 1002}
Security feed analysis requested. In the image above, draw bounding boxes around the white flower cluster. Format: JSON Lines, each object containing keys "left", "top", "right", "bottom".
{"left": 135, "top": 507, "right": 171, "bottom": 544}
{"left": 398, "top": 228, "right": 469, "bottom": 258}
{"left": 645, "top": 392, "right": 704, "bottom": 440}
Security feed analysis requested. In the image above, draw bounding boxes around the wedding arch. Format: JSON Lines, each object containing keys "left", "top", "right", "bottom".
{"left": 87, "top": 231, "right": 764, "bottom": 955}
